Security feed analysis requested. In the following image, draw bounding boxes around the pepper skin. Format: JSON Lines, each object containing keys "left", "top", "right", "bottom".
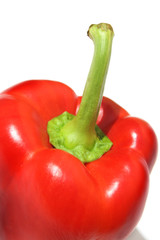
{"left": 0, "top": 23, "right": 158, "bottom": 240}
{"left": 0, "top": 80, "right": 157, "bottom": 240}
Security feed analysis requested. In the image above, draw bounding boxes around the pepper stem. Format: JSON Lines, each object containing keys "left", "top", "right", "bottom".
{"left": 77, "top": 23, "right": 114, "bottom": 130}
{"left": 47, "top": 23, "right": 114, "bottom": 163}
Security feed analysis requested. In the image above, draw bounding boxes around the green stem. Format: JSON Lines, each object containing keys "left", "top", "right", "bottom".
{"left": 61, "top": 23, "right": 114, "bottom": 149}
{"left": 76, "top": 23, "right": 114, "bottom": 131}
{"left": 47, "top": 23, "right": 114, "bottom": 163}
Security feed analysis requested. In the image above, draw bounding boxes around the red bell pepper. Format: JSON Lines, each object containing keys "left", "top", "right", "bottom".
{"left": 0, "top": 23, "right": 157, "bottom": 240}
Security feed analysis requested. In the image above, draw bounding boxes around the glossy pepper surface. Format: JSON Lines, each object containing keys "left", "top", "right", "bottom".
{"left": 0, "top": 24, "right": 157, "bottom": 240}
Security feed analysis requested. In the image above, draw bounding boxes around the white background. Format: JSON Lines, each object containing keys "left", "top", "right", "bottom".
{"left": 0, "top": 1, "right": 159, "bottom": 239}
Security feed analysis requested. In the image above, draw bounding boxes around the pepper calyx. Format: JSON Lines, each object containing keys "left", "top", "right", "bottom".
{"left": 47, "top": 111, "right": 112, "bottom": 163}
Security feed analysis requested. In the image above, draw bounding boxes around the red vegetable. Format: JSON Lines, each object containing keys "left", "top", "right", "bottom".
{"left": 0, "top": 23, "right": 157, "bottom": 240}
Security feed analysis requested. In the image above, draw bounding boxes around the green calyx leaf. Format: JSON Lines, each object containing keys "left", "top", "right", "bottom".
{"left": 47, "top": 111, "right": 113, "bottom": 163}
